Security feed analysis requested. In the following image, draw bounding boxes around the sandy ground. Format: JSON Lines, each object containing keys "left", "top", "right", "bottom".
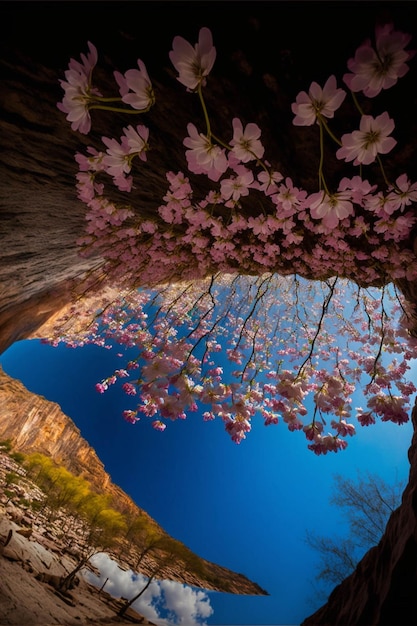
{"left": 0, "top": 515, "right": 155, "bottom": 626}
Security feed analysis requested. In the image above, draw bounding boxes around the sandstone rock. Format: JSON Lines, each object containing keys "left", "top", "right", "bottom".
{"left": 0, "top": 367, "right": 267, "bottom": 595}
{"left": 0, "top": 517, "right": 65, "bottom": 576}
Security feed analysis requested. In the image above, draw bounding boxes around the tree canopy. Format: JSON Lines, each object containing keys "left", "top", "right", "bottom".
{"left": 31, "top": 3, "right": 417, "bottom": 454}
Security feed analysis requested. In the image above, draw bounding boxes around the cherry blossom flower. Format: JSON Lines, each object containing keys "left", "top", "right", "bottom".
{"left": 308, "top": 190, "right": 354, "bottom": 229}
{"left": 343, "top": 23, "right": 414, "bottom": 97}
{"left": 255, "top": 169, "right": 284, "bottom": 195}
{"left": 75, "top": 147, "right": 105, "bottom": 172}
{"left": 122, "top": 382, "right": 137, "bottom": 396}
{"left": 123, "top": 410, "right": 139, "bottom": 424}
{"left": 303, "top": 421, "right": 323, "bottom": 441}
{"left": 336, "top": 112, "right": 396, "bottom": 165}
{"left": 183, "top": 123, "right": 228, "bottom": 181}
{"left": 230, "top": 118, "right": 264, "bottom": 162}
{"left": 114, "top": 59, "right": 155, "bottom": 110}
{"left": 102, "top": 135, "right": 131, "bottom": 178}
{"left": 220, "top": 168, "right": 254, "bottom": 202}
{"left": 356, "top": 407, "right": 376, "bottom": 427}
{"left": 386, "top": 174, "right": 417, "bottom": 213}
{"left": 123, "top": 124, "right": 149, "bottom": 161}
{"left": 291, "top": 75, "right": 346, "bottom": 126}
{"left": 57, "top": 41, "right": 100, "bottom": 134}
{"left": 169, "top": 27, "right": 216, "bottom": 90}
{"left": 56, "top": 28, "right": 417, "bottom": 454}
{"left": 331, "top": 419, "right": 356, "bottom": 437}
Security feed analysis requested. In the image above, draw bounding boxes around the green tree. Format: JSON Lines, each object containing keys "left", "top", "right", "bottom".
{"left": 0, "top": 439, "right": 13, "bottom": 453}
{"left": 117, "top": 535, "right": 184, "bottom": 618}
{"left": 59, "top": 493, "right": 127, "bottom": 591}
{"left": 9, "top": 451, "right": 25, "bottom": 464}
{"left": 2, "top": 471, "right": 21, "bottom": 504}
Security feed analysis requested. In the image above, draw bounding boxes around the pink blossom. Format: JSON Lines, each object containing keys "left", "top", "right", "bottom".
{"left": 123, "top": 410, "right": 139, "bottom": 424}
{"left": 102, "top": 134, "right": 131, "bottom": 178}
{"left": 220, "top": 169, "right": 254, "bottom": 202}
{"left": 336, "top": 112, "right": 396, "bottom": 166}
{"left": 114, "top": 59, "right": 155, "bottom": 110}
{"left": 331, "top": 419, "right": 356, "bottom": 437}
{"left": 123, "top": 124, "right": 149, "bottom": 161}
{"left": 272, "top": 177, "right": 308, "bottom": 214}
{"left": 308, "top": 435, "right": 348, "bottom": 455}
{"left": 386, "top": 174, "right": 417, "bottom": 213}
{"left": 343, "top": 23, "right": 414, "bottom": 97}
{"left": 152, "top": 420, "right": 167, "bottom": 432}
{"left": 291, "top": 75, "right": 346, "bottom": 126}
{"left": 356, "top": 407, "right": 376, "bottom": 427}
{"left": 115, "top": 369, "right": 129, "bottom": 378}
{"left": 309, "top": 190, "right": 354, "bottom": 229}
{"left": 230, "top": 118, "right": 264, "bottom": 162}
{"left": 68, "top": 41, "right": 98, "bottom": 77}
{"left": 169, "top": 27, "right": 216, "bottom": 90}
{"left": 122, "top": 382, "right": 137, "bottom": 396}
{"left": 255, "top": 170, "right": 284, "bottom": 195}
{"left": 57, "top": 42, "right": 100, "bottom": 134}
{"left": 183, "top": 123, "right": 228, "bottom": 181}
{"left": 303, "top": 421, "right": 323, "bottom": 441}
{"left": 338, "top": 176, "right": 377, "bottom": 206}
{"left": 75, "top": 147, "right": 105, "bottom": 172}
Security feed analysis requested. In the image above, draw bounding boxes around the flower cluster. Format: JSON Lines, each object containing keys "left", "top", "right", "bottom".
{"left": 55, "top": 23, "right": 417, "bottom": 453}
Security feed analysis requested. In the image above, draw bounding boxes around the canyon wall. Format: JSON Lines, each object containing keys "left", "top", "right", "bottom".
{"left": 0, "top": 364, "right": 267, "bottom": 596}
{"left": 302, "top": 399, "right": 417, "bottom": 625}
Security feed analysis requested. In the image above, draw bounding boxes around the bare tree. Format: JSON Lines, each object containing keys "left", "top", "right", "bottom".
{"left": 306, "top": 471, "right": 405, "bottom": 596}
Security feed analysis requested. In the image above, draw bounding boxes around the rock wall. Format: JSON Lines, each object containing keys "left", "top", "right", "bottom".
{"left": 0, "top": 365, "right": 111, "bottom": 489}
{"left": 301, "top": 399, "right": 417, "bottom": 625}
{"left": 0, "top": 364, "right": 267, "bottom": 596}
{"left": 3, "top": 2, "right": 416, "bottom": 355}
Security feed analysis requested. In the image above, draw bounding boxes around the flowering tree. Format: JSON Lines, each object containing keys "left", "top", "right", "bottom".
{"left": 51, "top": 20, "right": 417, "bottom": 454}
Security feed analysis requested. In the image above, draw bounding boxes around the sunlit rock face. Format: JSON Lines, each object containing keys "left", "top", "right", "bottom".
{"left": 0, "top": 365, "right": 267, "bottom": 596}
{"left": 301, "top": 400, "right": 417, "bottom": 626}
{"left": 0, "top": 365, "right": 113, "bottom": 491}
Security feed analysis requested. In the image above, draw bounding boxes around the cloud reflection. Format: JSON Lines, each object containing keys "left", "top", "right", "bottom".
{"left": 84, "top": 552, "right": 214, "bottom": 625}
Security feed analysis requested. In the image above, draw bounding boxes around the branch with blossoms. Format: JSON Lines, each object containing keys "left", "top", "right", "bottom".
{"left": 45, "top": 272, "right": 417, "bottom": 453}
{"left": 53, "top": 22, "right": 417, "bottom": 453}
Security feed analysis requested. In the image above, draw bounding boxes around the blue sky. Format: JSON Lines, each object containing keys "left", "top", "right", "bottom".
{"left": 0, "top": 335, "right": 413, "bottom": 625}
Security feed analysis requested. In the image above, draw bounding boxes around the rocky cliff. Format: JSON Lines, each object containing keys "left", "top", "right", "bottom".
{"left": 302, "top": 399, "right": 417, "bottom": 625}
{"left": 0, "top": 365, "right": 267, "bottom": 596}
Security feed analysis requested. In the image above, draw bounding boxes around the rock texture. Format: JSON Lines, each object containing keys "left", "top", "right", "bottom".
{"left": 0, "top": 515, "right": 155, "bottom": 625}
{"left": 0, "top": 364, "right": 267, "bottom": 596}
{"left": 302, "top": 399, "right": 417, "bottom": 625}
{"left": 2, "top": 2, "right": 417, "bottom": 353}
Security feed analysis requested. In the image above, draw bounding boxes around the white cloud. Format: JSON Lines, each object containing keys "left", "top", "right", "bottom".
{"left": 84, "top": 553, "right": 213, "bottom": 626}
{"left": 161, "top": 579, "right": 214, "bottom": 624}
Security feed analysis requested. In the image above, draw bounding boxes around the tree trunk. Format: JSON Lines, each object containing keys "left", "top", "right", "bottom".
{"left": 117, "top": 574, "right": 155, "bottom": 617}
{"left": 59, "top": 552, "right": 94, "bottom": 592}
